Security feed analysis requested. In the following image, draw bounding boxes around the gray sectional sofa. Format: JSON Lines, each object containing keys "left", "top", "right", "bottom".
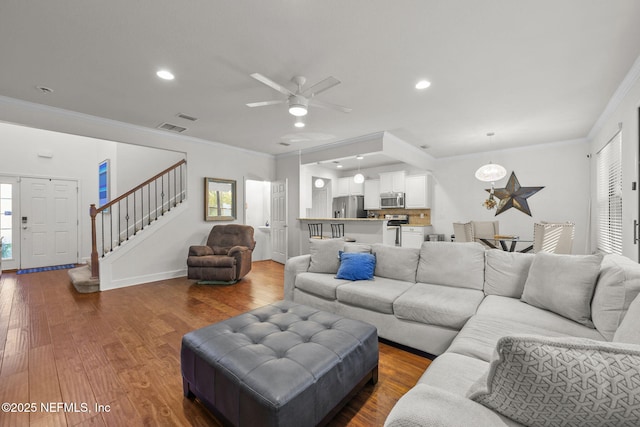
{"left": 284, "top": 240, "right": 640, "bottom": 426}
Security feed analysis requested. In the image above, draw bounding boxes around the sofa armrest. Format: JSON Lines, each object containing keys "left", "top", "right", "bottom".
{"left": 284, "top": 254, "right": 311, "bottom": 301}
{"left": 189, "top": 245, "right": 214, "bottom": 256}
{"left": 384, "top": 384, "right": 517, "bottom": 427}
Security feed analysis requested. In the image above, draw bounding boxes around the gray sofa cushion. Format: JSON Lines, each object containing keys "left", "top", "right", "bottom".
{"left": 393, "top": 283, "right": 484, "bottom": 329}
{"left": 417, "top": 352, "right": 490, "bottom": 395}
{"left": 416, "top": 242, "right": 486, "bottom": 290}
{"left": 469, "top": 335, "right": 640, "bottom": 427}
{"left": 295, "top": 272, "right": 350, "bottom": 300}
{"left": 484, "top": 250, "right": 534, "bottom": 298}
{"left": 446, "top": 312, "right": 605, "bottom": 363}
{"left": 344, "top": 242, "right": 372, "bottom": 253}
{"left": 371, "top": 243, "right": 419, "bottom": 283}
{"left": 614, "top": 293, "right": 640, "bottom": 345}
{"left": 384, "top": 384, "right": 519, "bottom": 427}
{"left": 521, "top": 252, "right": 603, "bottom": 328}
{"left": 308, "top": 238, "right": 344, "bottom": 274}
{"left": 477, "top": 296, "right": 608, "bottom": 340}
{"left": 592, "top": 253, "right": 640, "bottom": 341}
{"left": 336, "top": 276, "right": 413, "bottom": 314}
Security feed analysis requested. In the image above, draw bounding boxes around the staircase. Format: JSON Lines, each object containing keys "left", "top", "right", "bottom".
{"left": 69, "top": 159, "right": 187, "bottom": 292}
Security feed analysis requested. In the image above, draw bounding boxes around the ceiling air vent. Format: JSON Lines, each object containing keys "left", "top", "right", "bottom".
{"left": 278, "top": 142, "right": 291, "bottom": 146}
{"left": 157, "top": 122, "right": 187, "bottom": 133}
{"left": 176, "top": 113, "right": 198, "bottom": 121}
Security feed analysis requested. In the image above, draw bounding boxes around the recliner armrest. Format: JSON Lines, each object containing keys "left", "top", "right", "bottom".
{"left": 189, "top": 245, "right": 214, "bottom": 256}
{"left": 228, "top": 245, "right": 250, "bottom": 256}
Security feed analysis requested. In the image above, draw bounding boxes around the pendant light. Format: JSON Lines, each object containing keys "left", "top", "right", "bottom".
{"left": 475, "top": 133, "right": 506, "bottom": 182}
{"left": 353, "top": 155, "right": 364, "bottom": 184}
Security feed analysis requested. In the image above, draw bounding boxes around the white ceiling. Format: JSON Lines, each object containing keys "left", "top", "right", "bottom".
{"left": 1, "top": 1, "right": 639, "bottom": 158}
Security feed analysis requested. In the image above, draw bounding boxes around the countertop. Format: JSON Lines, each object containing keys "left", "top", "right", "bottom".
{"left": 298, "top": 218, "right": 385, "bottom": 221}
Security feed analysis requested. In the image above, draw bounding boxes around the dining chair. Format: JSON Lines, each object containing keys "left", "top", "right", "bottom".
{"left": 533, "top": 222, "right": 575, "bottom": 254}
{"left": 471, "top": 220, "right": 500, "bottom": 248}
{"left": 330, "top": 223, "right": 345, "bottom": 238}
{"left": 308, "top": 223, "right": 324, "bottom": 239}
{"left": 452, "top": 222, "right": 474, "bottom": 242}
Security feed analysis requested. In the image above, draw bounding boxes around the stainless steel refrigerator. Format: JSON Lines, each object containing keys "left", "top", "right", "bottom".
{"left": 332, "top": 195, "right": 365, "bottom": 218}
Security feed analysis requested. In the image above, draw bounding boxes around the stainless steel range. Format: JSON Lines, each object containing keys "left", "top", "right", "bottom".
{"left": 384, "top": 214, "right": 409, "bottom": 246}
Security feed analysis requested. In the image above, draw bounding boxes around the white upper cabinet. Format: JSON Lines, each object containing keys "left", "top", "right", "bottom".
{"left": 379, "top": 171, "right": 405, "bottom": 193}
{"left": 364, "top": 179, "right": 380, "bottom": 209}
{"left": 405, "top": 174, "right": 433, "bottom": 209}
{"left": 337, "top": 177, "right": 350, "bottom": 196}
{"left": 337, "top": 177, "right": 364, "bottom": 196}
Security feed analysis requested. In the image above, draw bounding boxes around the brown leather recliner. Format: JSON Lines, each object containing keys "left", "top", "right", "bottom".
{"left": 187, "top": 224, "right": 256, "bottom": 283}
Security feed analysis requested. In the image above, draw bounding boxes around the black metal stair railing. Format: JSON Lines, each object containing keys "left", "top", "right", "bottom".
{"left": 89, "top": 159, "right": 186, "bottom": 279}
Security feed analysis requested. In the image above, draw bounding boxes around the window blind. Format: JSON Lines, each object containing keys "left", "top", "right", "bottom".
{"left": 596, "top": 130, "right": 623, "bottom": 254}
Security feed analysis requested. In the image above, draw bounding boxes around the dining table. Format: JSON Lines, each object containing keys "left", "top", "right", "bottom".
{"left": 477, "top": 235, "right": 533, "bottom": 253}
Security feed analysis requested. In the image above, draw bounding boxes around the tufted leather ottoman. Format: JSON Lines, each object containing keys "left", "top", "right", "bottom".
{"left": 181, "top": 300, "right": 378, "bottom": 427}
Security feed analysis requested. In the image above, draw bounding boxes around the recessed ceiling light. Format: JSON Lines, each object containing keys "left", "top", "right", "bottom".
{"left": 156, "top": 70, "right": 175, "bottom": 80}
{"left": 356, "top": 155, "right": 364, "bottom": 160}
{"left": 415, "top": 80, "right": 431, "bottom": 90}
{"left": 337, "top": 164, "right": 343, "bottom": 168}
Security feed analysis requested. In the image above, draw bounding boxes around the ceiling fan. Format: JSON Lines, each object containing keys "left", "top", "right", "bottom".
{"left": 246, "top": 73, "right": 352, "bottom": 117}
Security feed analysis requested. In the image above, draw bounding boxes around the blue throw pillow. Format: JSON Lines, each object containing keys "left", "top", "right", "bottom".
{"left": 335, "top": 251, "right": 376, "bottom": 281}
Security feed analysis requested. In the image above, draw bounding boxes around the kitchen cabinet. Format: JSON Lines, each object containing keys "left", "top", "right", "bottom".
{"left": 364, "top": 179, "right": 380, "bottom": 209}
{"left": 405, "top": 173, "right": 433, "bottom": 209}
{"left": 401, "top": 226, "right": 431, "bottom": 249}
{"left": 379, "top": 171, "right": 405, "bottom": 193}
{"left": 337, "top": 177, "right": 364, "bottom": 196}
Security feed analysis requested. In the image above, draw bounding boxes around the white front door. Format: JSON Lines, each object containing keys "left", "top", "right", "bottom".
{"left": 271, "top": 180, "right": 288, "bottom": 264}
{"left": 20, "top": 178, "right": 78, "bottom": 269}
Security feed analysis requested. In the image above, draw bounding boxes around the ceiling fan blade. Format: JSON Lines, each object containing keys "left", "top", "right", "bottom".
{"left": 302, "top": 76, "right": 341, "bottom": 97}
{"left": 309, "top": 98, "right": 352, "bottom": 113}
{"left": 250, "top": 73, "right": 294, "bottom": 96}
{"left": 246, "top": 100, "right": 286, "bottom": 108}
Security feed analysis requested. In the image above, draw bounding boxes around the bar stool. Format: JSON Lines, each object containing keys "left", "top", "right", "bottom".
{"left": 330, "top": 223, "right": 344, "bottom": 238}
{"left": 308, "top": 223, "right": 323, "bottom": 239}
{"left": 331, "top": 223, "right": 356, "bottom": 242}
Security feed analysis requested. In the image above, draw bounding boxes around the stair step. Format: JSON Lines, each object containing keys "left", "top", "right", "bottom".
{"left": 68, "top": 265, "right": 100, "bottom": 293}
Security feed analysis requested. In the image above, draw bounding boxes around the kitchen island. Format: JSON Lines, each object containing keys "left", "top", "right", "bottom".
{"left": 298, "top": 218, "right": 387, "bottom": 254}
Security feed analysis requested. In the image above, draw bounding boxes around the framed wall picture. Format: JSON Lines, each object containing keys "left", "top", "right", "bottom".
{"left": 205, "top": 177, "right": 236, "bottom": 221}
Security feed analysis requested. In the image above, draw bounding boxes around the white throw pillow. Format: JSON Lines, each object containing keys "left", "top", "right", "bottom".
{"left": 469, "top": 335, "right": 640, "bottom": 427}
{"left": 521, "top": 252, "right": 602, "bottom": 327}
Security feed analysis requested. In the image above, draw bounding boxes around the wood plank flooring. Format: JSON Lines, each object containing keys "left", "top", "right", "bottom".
{"left": 0, "top": 261, "right": 431, "bottom": 426}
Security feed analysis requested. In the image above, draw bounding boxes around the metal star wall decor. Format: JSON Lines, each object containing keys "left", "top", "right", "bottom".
{"left": 485, "top": 172, "right": 544, "bottom": 216}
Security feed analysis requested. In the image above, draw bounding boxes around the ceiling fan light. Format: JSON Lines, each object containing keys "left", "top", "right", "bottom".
{"left": 353, "top": 173, "right": 365, "bottom": 184}
{"left": 294, "top": 117, "right": 305, "bottom": 128}
{"left": 289, "top": 104, "right": 307, "bottom": 117}
{"left": 475, "top": 163, "right": 507, "bottom": 182}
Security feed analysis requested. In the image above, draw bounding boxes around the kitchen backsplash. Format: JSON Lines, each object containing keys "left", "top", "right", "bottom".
{"left": 368, "top": 209, "right": 431, "bottom": 225}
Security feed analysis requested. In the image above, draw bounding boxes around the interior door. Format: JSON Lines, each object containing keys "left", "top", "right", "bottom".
{"left": 271, "top": 180, "right": 288, "bottom": 264}
{"left": 20, "top": 177, "right": 78, "bottom": 269}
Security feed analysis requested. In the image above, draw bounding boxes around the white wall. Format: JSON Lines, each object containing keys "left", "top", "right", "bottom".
{"left": 0, "top": 117, "right": 275, "bottom": 289}
{"left": 0, "top": 122, "right": 105, "bottom": 259}
{"left": 114, "top": 143, "right": 185, "bottom": 195}
{"left": 433, "top": 140, "right": 591, "bottom": 253}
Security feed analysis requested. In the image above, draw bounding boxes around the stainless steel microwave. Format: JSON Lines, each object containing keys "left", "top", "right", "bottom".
{"left": 380, "top": 192, "right": 405, "bottom": 209}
